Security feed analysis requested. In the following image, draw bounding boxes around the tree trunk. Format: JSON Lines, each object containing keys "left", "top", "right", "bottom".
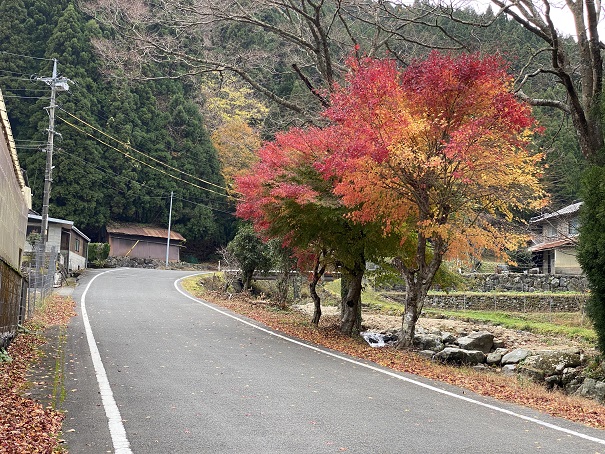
{"left": 397, "top": 284, "right": 423, "bottom": 348}
{"left": 242, "top": 270, "right": 253, "bottom": 292}
{"left": 310, "top": 278, "right": 322, "bottom": 326}
{"left": 276, "top": 269, "right": 289, "bottom": 307}
{"left": 340, "top": 261, "right": 364, "bottom": 335}
{"left": 393, "top": 240, "right": 443, "bottom": 349}
{"left": 309, "top": 258, "right": 326, "bottom": 326}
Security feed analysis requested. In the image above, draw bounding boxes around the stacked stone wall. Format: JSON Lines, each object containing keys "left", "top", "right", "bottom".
{"left": 461, "top": 273, "right": 588, "bottom": 293}
{"left": 424, "top": 293, "right": 587, "bottom": 312}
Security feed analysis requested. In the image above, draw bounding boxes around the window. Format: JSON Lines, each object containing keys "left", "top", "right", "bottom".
{"left": 569, "top": 218, "right": 579, "bottom": 235}
{"left": 544, "top": 224, "right": 557, "bottom": 238}
{"left": 75, "top": 238, "right": 80, "bottom": 252}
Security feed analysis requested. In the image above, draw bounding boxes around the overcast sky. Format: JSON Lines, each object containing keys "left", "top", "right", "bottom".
{"left": 467, "top": 0, "right": 598, "bottom": 38}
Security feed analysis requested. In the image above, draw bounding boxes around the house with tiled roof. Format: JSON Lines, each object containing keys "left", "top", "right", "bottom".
{"left": 528, "top": 202, "right": 582, "bottom": 275}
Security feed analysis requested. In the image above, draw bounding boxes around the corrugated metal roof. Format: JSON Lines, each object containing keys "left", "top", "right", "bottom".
{"left": 28, "top": 213, "right": 90, "bottom": 241}
{"left": 529, "top": 237, "right": 576, "bottom": 253}
{"left": 530, "top": 202, "right": 583, "bottom": 224}
{"left": 28, "top": 213, "right": 73, "bottom": 227}
{"left": 106, "top": 222, "right": 185, "bottom": 241}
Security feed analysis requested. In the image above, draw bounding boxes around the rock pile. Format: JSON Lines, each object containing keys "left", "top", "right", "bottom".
{"left": 366, "top": 326, "right": 605, "bottom": 402}
{"left": 103, "top": 256, "right": 211, "bottom": 270}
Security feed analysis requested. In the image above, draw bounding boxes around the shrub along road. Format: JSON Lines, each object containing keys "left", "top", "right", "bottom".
{"left": 61, "top": 268, "right": 605, "bottom": 453}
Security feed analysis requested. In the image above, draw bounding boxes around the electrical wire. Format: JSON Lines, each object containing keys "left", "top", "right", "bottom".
{"left": 58, "top": 107, "right": 231, "bottom": 195}
{"left": 57, "top": 115, "right": 240, "bottom": 200}
{"left": 55, "top": 148, "right": 234, "bottom": 216}
{"left": 4, "top": 88, "right": 48, "bottom": 92}
{"left": 0, "top": 50, "right": 54, "bottom": 61}
{"left": 3, "top": 95, "right": 48, "bottom": 99}
{"left": 15, "top": 146, "right": 44, "bottom": 150}
{"left": 173, "top": 195, "right": 235, "bottom": 216}
{"left": 0, "top": 69, "right": 38, "bottom": 79}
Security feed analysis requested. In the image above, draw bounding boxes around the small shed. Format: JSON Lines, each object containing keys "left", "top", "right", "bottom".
{"left": 106, "top": 222, "right": 185, "bottom": 262}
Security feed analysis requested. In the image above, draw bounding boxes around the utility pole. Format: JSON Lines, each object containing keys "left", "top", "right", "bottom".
{"left": 37, "top": 59, "right": 69, "bottom": 250}
{"left": 165, "top": 191, "right": 174, "bottom": 267}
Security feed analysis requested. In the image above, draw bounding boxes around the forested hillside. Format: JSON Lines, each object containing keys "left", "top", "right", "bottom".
{"left": 0, "top": 1, "right": 584, "bottom": 260}
{"left": 1, "top": 0, "right": 232, "bottom": 259}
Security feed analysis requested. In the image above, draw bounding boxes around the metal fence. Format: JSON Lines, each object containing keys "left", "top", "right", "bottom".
{"left": 0, "top": 260, "right": 24, "bottom": 348}
{"left": 0, "top": 244, "right": 60, "bottom": 349}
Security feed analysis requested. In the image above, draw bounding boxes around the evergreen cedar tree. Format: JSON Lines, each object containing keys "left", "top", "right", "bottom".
{"left": 578, "top": 168, "right": 605, "bottom": 352}
{"left": 236, "top": 52, "right": 546, "bottom": 345}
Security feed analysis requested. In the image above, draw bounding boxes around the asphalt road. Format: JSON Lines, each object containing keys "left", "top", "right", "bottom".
{"left": 61, "top": 268, "right": 605, "bottom": 453}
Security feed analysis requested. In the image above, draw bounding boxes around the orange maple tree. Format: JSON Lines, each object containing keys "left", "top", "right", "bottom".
{"left": 323, "top": 52, "right": 546, "bottom": 346}
{"left": 236, "top": 52, "right": 545, "bottom": 345}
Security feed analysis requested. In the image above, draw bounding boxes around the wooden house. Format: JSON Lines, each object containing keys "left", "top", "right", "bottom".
{"left": 106, "top": 222, "right": 185, "bottom": 262}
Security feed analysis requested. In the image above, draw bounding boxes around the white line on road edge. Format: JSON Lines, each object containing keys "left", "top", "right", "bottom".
{"left": 81, "top": 269, "right": 132, "bottom": 454}
{"left": 175, "top": 276, "right": 605, "bottom": 447}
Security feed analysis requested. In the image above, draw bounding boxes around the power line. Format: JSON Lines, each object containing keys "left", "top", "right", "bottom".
{"left": 53, "top": 133, "right": 234, "bottom": 210}
{"left": 5, "top": 88, "right": 49, "bottom": 92}
{"left": 0, "top": 50, "right": 54, "bottom": 61}
{"left": 58, "top": 107, "right": 232, "bottom": 195}
{"left": 55, "top": 148, "right": 235, "bottom": 216}
{"left": 15, "top": 145, "right": 44, "bottom": 150}
{"left": 57, "top": 115, "right": 239, "bottom": 200}
{"left": 3, "top": 95, "right": 49, "bottom": 99}
{"left": 173, "top": 195, "right": 235, "bottom": 215}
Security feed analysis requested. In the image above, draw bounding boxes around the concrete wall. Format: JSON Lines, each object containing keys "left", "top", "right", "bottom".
{"left": 68, "top": 252, "right": 86, "bottom": 271}
{"left": 555, "top": 247, "right": 582, "bottom": 275}
{"left": 46, "top": 224, "right": 63, "bottom": 253}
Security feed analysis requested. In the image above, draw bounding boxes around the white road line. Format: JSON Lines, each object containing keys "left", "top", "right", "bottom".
{"left": 81, "top": 269, "right": 132, "bottom": 454}
{"left": 175, "top": 275, "right": 605, "bottom": 446}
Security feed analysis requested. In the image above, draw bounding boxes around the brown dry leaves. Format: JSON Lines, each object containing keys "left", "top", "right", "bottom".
{"left": 200, "top": 290, "right": 605, "bottom": 429}
{"left": 0, "top": 293, "right": 76, "bottom": 453}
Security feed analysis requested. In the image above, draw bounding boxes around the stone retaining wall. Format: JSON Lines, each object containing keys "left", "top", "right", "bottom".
{"left": 461, "top": 273, "right": 588, "bottom": 293}
{"left": 424, "top": 293, "right": 588, "bottom": 312}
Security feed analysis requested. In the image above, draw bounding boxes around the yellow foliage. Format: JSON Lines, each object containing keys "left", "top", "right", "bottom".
{"left": 211, "top": 119, "right": 261, "bottom": 191}
{"left": 202, "top": 75, "right": 269, "bottom": 131}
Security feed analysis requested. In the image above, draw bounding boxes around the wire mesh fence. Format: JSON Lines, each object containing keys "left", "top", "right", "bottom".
{"left": 0, "top": 243, "right": 60, "bottom": 348}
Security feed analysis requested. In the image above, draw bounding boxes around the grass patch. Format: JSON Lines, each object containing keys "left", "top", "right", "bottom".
{"left": 181, "top": 274, "right": 208, "bottom": 295}
{"left": 323, "top": 279, "right": 340, "bottom": 297}
{"left": 325, "top": 278, "right": 593, "bottom": 342}
{"left": 422, "top": 308, "right": 595, "bottom": 342}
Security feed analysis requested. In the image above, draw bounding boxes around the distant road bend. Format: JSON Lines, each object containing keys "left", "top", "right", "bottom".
{"left": 60, "top": 268, "right": 605, "bottom": 453}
